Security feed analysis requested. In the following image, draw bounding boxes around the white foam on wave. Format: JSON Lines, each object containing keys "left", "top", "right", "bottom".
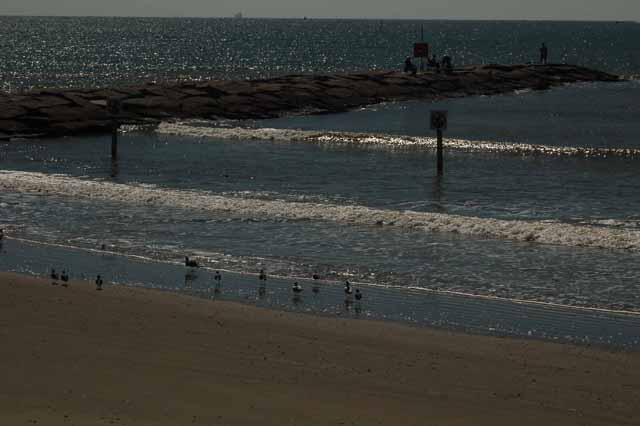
{"left": 3, "top": 170, "right": 640, "bottom": 252}
{"left": 156, "top": 121, "right": 640, "bottom": 158}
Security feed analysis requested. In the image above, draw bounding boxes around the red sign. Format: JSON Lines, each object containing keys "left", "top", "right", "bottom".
{"left": 413, "top": 42, "right": 429, "bottom": 58}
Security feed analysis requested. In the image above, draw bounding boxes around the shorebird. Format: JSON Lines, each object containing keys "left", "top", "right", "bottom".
{"left": 355, "top": 289, "right": 362, "bottom": 301}
{"left": 185, "top": 256, "right": 199, "bottom": 267}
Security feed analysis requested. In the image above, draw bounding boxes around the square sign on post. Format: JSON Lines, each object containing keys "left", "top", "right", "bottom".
{"left": 430, "top": 110, "right": 448, "bottom": 130}
{"left": 413, "top": 42, "right": 429, "bottom": 58}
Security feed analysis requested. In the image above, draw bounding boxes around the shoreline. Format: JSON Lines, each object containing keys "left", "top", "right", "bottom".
{"left": 6, "top": 234, "right": 640, "bottom": 319}
{"left": 0, "top": 64, "right": 620, "bottom": 140}
{"left": 2, "top": 270, "right": 639, "bottom": 425}
{"left": 2, "top": 236, "right": 640, "bottom": 350}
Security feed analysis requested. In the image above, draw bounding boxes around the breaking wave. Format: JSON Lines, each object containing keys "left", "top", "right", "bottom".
{"left": 2, "top": 170, "right": 640, "bottom": 252}
{"left": 156, "top": 122, "right": 640, "bottom": 158}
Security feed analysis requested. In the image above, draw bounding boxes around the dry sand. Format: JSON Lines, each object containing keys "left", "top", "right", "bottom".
{"left": 1, "top": 272, "right": 638, "bottom": 425}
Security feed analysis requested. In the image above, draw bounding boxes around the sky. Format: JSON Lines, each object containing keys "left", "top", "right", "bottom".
{"left": 1, "top": 0, "right": 639, "bottom": 21}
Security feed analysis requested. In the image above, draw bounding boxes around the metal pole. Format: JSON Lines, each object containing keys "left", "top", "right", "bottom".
{"left": 111, "top": 126, "right": 118, "bottom": 159}
{"left": 420, "top": 25, "right": 425, "bottom": 72}
{"left": 108, "top": 97, "right": 121, "bottom": 160}
{"left": 437, "top": 129, "right": 443, "bottom": 175}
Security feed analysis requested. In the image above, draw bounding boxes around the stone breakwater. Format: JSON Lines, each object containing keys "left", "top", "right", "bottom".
{"left": 0, "top": 64, "right": 620, "bottom": 140}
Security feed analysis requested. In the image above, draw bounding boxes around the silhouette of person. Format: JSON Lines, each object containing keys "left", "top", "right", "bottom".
{"left": 61, "top": 270, "right": 69, "bottom": 287}
{"left": 441, "top": 55, "right": 453, "bottom": 73}
{"left": 51, "top": 268, "right": 59, "bottom": 285}
{"left": 95, "top": 275, "right": 103, "bottom": 290}
{"left": 404, "top": 57, "right": 417, "bottom": 75}
{"left": 539, "top": 43, "right": 548, "bottom": 64}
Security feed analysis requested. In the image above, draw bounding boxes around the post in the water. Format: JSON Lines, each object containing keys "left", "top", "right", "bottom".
{"left": 430, "top": 110, "right": 448, "bottom": 175}
{"left": 107, "top": 98, "right": 122, "bottom": 159}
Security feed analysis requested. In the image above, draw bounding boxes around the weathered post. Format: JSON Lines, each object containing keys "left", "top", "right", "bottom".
{"left": 107, "top": 97, "right": 122, "bottom": 160}
{"left": 430, "top": 110, "right": 448, "bottom": 176}
{"left": 420, "top": 24, "right": 424, "bottom": 71}
{"left": 437, "top": 128, "right": 443, "bottom": 175}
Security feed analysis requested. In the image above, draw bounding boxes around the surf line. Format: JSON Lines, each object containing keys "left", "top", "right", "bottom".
{"left": 405, "top": 285, "right": 640, "bottom": 317}
{"left": 5, "top": 235, "right": 640, "bottom": 317}
{"left": 2, "top": 170, "right": 640, "bottom": 252}
{"left": 156, "top": 122, "right": 640, "bottom": 159}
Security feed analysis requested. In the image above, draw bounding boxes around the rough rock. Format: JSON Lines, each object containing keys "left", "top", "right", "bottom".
{"left": 0, "top": 64, "right": 621, "bottom": 139}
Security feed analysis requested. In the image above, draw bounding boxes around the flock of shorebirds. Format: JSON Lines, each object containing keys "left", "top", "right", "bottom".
{"left": 49, "top": 268, "right": 103, "bottom": 290}
{"left": 1, "top": 235, "right": 362, "bottom": 302}
{"left": 186, "top": 256, "right": 363, "bottom": 302}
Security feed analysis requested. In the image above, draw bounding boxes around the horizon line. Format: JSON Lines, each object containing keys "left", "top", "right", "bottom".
{"left": 0, "top": 14, "right": 637, "bottom": 23}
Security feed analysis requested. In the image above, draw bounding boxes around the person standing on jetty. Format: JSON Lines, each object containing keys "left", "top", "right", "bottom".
{"left": 539, "top": 43, "right": 548, "bottom": 64}
{"left": 404, "top": 57, "right": 417, "bottom": 75}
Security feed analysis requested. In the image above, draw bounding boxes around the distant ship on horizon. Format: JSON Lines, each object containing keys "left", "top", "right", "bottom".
{"left": 234, "top": 12, "right": 243, "bottom": 19}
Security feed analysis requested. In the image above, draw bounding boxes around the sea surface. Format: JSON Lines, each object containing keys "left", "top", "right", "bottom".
{"left": 1, "top": 17, "right": 640, "bottom": 346}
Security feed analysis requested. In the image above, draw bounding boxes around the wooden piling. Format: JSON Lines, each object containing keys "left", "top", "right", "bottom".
{"left": 111, "top": 127, "right": 118, "bottom": 159}
{"left": 437, "top": 128, "right": 443, "bottom": 175}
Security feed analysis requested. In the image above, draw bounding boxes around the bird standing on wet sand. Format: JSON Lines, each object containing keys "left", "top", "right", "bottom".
{"left": 61, "top": 270, "right": 69, "bottom": 287}
{"left": 51, "top": 268, "right": 59, "bottom": 285}
{"left": 185, "top": 256, "right": 199, "bottom": 267}
{"left": 355, "top": 289, "right": 362, "bottom": 301}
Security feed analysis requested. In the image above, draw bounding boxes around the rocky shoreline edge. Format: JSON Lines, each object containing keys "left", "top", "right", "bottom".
{"left": 0, "top": 64, "right": 620, "bottom": 140}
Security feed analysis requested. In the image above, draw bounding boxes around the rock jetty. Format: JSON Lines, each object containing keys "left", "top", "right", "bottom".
{"left": 0, "top": 64, "right": 620, "bottom": 140}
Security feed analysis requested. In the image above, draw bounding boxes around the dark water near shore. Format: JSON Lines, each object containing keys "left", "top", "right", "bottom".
{"left": 2, "top": 18, "right": 640, "bottom": 344}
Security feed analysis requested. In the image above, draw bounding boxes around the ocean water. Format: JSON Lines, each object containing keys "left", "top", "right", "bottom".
{"left": 1, "top": 17, "right": 639, "bottom": 91}
{"left": 2, "top": 18, "right": 640, "bottom": 344}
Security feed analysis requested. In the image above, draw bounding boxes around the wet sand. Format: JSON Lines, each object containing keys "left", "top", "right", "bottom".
{"left": 1, "top": 272, "right": 638, "bottom": 425}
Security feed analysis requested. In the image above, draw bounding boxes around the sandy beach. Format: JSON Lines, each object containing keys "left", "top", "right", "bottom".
{"left": 1, "top": 271, "right": 638, "bottom": 425}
